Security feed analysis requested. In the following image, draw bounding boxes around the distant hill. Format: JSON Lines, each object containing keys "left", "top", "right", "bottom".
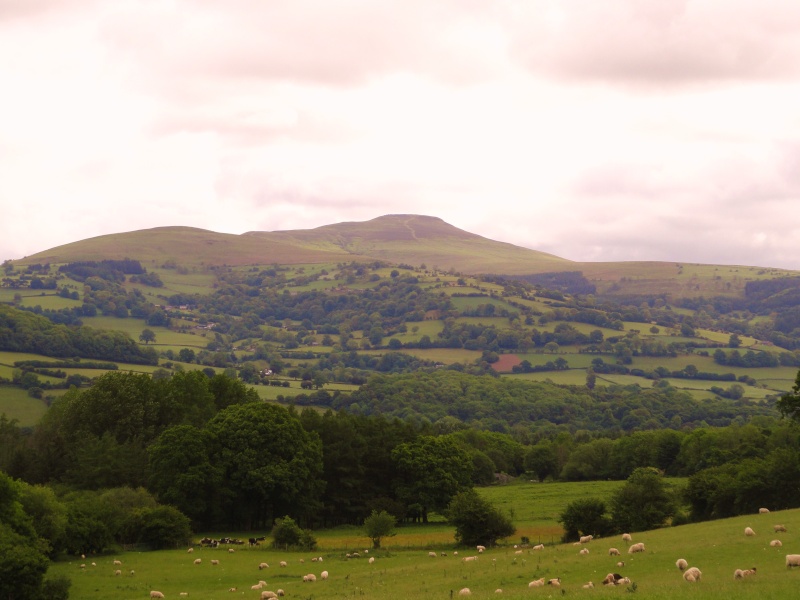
{"left": 13, "top": 214, "right": 799, "bottom": 299}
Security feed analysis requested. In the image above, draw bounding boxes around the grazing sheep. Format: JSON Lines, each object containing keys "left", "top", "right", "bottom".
{"left": 441, "top": 552, "right": 447, "bottom": 557}
{"left": 321, "top": 570, "right": 328, "bottom": 580}
{"left": 617, "top": 561, "right": 625, "bottom": 567}
{"left": 745, "top": 527, "right": 756, "bottom": 536}
{"left": 582, "top": 582, "right": 594, "bottom": 589}
{"left": 261, "top": 592, "right": 278, "bottom": 600}
{"left": 228, "top": 588, "right": 237, "bottom": 592}
{"left": 251, "top": 584, "right": 264, "bottom": 591}
{"left": 786, "top": 554, "right": 800, "bottom": 568}
{"left": 279, "top": 561, "right": 287, "bottom": 567}
{"left": 547, "top": 578, "right": 561, "bottom": 587}
{"left": 622, "top": 533, "right": 632, "bottom": 542}
{"left": 533, "top": 544, "right": 544, "bottom": 551}
{"left": 683, "top": 567, "right": 702, "bottom": 582}
{"left": 774, "top": 524, "right": 788, "bottom": 532}
{"left": 495, "top": 589, "right": 503, "bottom": 593}
{"left": 80, "top": 564, "right": 85, "bottom": 569}
{"left": 114, "top": 570, "right": 121, "bottom": 576}
{"left": 303, "top": 573, "right": 317, "bottom": 582}
{"left": 615, "top": 577, "right": 631, "bottom": 585}
{"left": 150, "top": 592, "right": 165, "bottom": 599}
{"left": 771, "top": 539, "right": 783, "bottom": 547}
{"left": 580, "top": 535, "right": 593, "bottom": 544}
{"left": 579, "top": 548, "right": 589, "bottom": 555}
{"left": 528, "top": 578, "right": 545, "bottom": 587}
{"left": 428, "top": 552, "right": 437, "bottom": 558}
{"left": 318, "top": 556, "right": 324, "bottom": 561}
{"left": 676, "top": 558, "right": 688, "bottom": 571}
{"left": 130, "top": 570, "right": 135, "bottom": 576}
{"left": 609, "top": 548, "right": 620, "bottom": 556}
{"left": 211, "top": 559, "right": 219, "bottom": 566}
{"left": 276, "top": 590, "right": 285, "bottom": 596}
{"left": 312, "top": 557, "right": 318, "bottom": 562}
{"left": 628, "top": 542, "right": 645, "bottom": 554}
{"left": 477, "top": 545, "right": 486, "bottom": 552}
{"left": 91, "top": 562, "right": 96, "bottom": 567}
{"left": 369, "top": 557, "right": 375, "bottom": 564}
{"left": 193, "top": 558, "right": 202, "bottom": 565}
{"left": 573, "top": 541, "right": 582, "bottom": 546}
{"left": 259, "top": 562, "right": 269, "bottom": 570}
{"left": 113, "top": 560, "right": 122, "bottom": 566}
{"left": 759, "top": 508, "right": 770, "bottom": 514}
{"left": 453, "top": 551, "right": 458, "bottom": 556}
{"left": 514, "top": 550, "right": 523, "bottom": 555}
{"left": 458, "top": 588, "right": 471, "bottom": 596}
{"left": 462, "top": 556, "right": 478, "bottom": 563}
{"left": 734, "top": 567, "right": 757, "bottom": 579}
{"left": 602, "top": 573, "right": 625, "bottom": 585}
{"left": 299, "top": 558, "right": 304, "bottom": 563}
{"left": 228, "top": 548, "right": 235, "bottom": 553}
{"left": 187, "top": 547, "right": 194, "bottom": 553}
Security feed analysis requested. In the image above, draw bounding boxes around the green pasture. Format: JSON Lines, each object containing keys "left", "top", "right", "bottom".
{"left": 0, "top": 386, "right": 48, "bottom": 426}
{"left": 362, "top": 348, "right": 481, "bottom": 365}
{"left": 81, "top": 316, "right": 210, "bottom": 348}
{"left": 18, "top": 294, "right": 81, "bottom": 310}
{"left": 449, "top": 296, "right": 519, "bottom": 313}
{"left": 505, "top": 370, "right": 590, "bottom": 386}
{"left": 252, "top": 381, "right": 358, "bottom": 401}
{"left": 514, "top": 352, "right": 596, "bottom": 369}
{"left": 48, "top": 482, "right": 800, "bottom": 600}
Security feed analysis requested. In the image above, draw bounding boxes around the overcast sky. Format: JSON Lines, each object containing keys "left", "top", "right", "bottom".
{"left": 2, "top": 0, "right": 800, "bottom": 270}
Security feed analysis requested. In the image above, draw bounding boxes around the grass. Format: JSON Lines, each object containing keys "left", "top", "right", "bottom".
{"left": 46, "top": 478, "right": 800, "bottom": 600}
{"left": 0, "top": 385, "right": 48, "bottom": 426}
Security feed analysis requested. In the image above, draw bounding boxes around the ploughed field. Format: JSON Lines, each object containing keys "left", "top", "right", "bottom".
{"left": 50, "top": 507, "right": 800, "bottom": 599}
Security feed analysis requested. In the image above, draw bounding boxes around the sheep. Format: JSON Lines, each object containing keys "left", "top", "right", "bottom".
{"left": 114, "top": 570, "right": 122, "bottom": 576}
{"left": 91, "top": 562, "right": 96, "bottom": 567}
{"left": 514, "top": 550, "right": 523, "bottom": 555}
{"left": 187, "top": 547, "right": 194, "bottom": 553}
{"left": 81, "top": 554, "right": 85, "bottom": 559}
{"left": 477, "top": 545, "right": 486, "bottom": 552}
{"left": 369, "top": 557, "right": 375, "bottom": 564}
{"left": 734, "top": 567, "right": 757, "bottom": 579}
{"left": 261, "top": 592, "right": 278, "bottom": 600}
{"left": 580, "top": 535, "right": 593, "bottom": 544}
{"left": 579, "top": 548, "right": 589, "bottom": 555}
{"left": 321, "top": 570, "right": 329, "bottom": 580}
{"left": 150, "top": 592, "right": 165, "bottom": 599}
{"left": 210, "top": 559, "right": 219, "bottom": 565}
{"left": 129, "top": 570, "right": 135, "bottom": 576}
{"left": 428, "top": 552, "right": 437, "bottom": 558}
{"left": 113, "top": 560, "right": 122, "bottom": 566}
{"left": 617, "top": 561, "right": 625, "bottom": 567}
{"left": 494, "top": 589, "right": 503, "bottom": 593}
{"left": 276, "top": 590, "right": 285, "bottom": 596}
{"left": 609, "top": 548, "right": 620, "bottom": 556}
{"left": 312, "top": 557, "right": 318, "bottom": 562}
{"left": 547, "top": 578, "right": 561, "bottom": 587}
{"left": 602, "top": 573, "right": 625, "bottom": 585}
{"left": 528, "top": 578, "right": 545, "bottom": 587}
{"left": 786, "top": 554, "right": 800, "bottom": 568}
{"left": 582, "top": 582, "right": 594, "bottom": 589}
{"left": 533, "top": 544, "right": 544, "bottom": 551}
{"left": 441, "top": 552, "right": 447, "bottom": 556}
{"left": 622, "top": 533, "right": 632, "bottom": 542}
{"left": 745, "top": 527, "right": 756, "bottom": 536}
{"left": 303, "top": 573, "right": 317, "bottom": 582}
{"left": 462, "top": 556, "right": 478, "bottom": 562}
{"left": 228, "top": 548, "right": 235, "bottom": 553}
{"left": 299, "top": 558, "right": 305, "bottom": 563}
{"left": 80, "top": 564, "right": 85, "bottom": 569}
{"left": 279, "top": 561, "right": 287, "bottom": 567}
{"left": 683, "top": 567, "right": 702, "bottom": 582}
{"left": 458, "top": 588, "right": 472, "bottom": 596}
{"left": 628, "top": 542, "right": 645, "bottom": 554}
{"left": 228, "top": 588, "right": 237, "bottom": 592}
{"left": 771, "top": 539, "right": 783, "bottom": 547}
{"left": 615, "top": 577, "right": 631, "bottom": 585}
{"left": 676, "top": 558, "right": 688, "bottom": 571}
{"left": 193, "top": 558, "right": 202, "bottom": 565}
{"left": 774, "top": 524, "right": 788, "bottom": 532}
{"left": 453, "top": 551, "right": 458, "bottom": 556}
{"left": 259, "top": 562, "right": 270, "bottom": 570}
{"left": 251, "top": 584, "right": 264, "bottom": 591}
{"left": 759, "top": 507, "right": 770, "bottom": 514}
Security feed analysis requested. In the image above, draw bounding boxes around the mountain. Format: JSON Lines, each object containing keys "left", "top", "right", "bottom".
{"left": 13, "top": 214, "right": 798, "bottom": 298}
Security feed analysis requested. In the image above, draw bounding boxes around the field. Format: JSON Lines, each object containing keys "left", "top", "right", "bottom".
{"left": 47, "top": 478, "right": 800, "bottom": 600}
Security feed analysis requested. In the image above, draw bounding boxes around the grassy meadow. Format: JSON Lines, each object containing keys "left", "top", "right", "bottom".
{"left": 47, "top": 478, "right": 800, "bottom": 600}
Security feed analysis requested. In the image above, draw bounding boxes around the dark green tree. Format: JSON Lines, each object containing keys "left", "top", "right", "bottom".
{"left": 610, "top": 467, "right": 676, "bottom": 532}
{"left": 778, "top": 369, "right": 800, "bottom": 422}
{"left": 447, "top": 489, "right": 515, "bottom": 547}
{"left": 363, "top": 509, "right": 396, "bottom": 549}
{"left": 558, "top": 497, "right": 612, "bottom": 542}
{"left": 139, "top": 328, "right": 156, "bottom": 344}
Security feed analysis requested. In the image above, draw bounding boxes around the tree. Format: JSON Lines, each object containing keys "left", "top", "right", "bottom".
{"left": 139, "top": 328, "right": 156, "bottom": 344}
{"left": 559, "top": 497, "right": 612, "bottom": 542}
{"left": 610, "top": 467, "right": 676, "bottom": 533}
{"left": 778, "top": 369, "right": 800, "bottom": 422}
{"left": 363, "top": 509, "right": 396, "bottom": 549}
{"left": 392, "top": 435, "right": 473, "bottom": 523}
{"left": 447, "top": 489, "right": 515, "bottom": 547}
{"left": 728, "top": 333, "right": 742, "bottom": 348}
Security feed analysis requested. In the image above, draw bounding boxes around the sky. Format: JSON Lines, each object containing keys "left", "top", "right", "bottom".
{"left": 2, "top": 0, "right": 800, "bottom": 270}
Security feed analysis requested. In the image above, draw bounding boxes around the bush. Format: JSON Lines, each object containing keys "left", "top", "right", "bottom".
{"left": 271, "top": 515, "right": 316, "bottom": 550}
{"left": 559, "top": 497, "right": 613, "bottom": 542}
{"left": 447, "top": 489, "right": 515, "bottom": 547}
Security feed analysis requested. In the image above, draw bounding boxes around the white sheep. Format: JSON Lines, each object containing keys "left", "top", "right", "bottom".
{"left": 774, "top": 524, "right": 787, "bottom": 532}
{"left": 369, "top": 557, "right": 375, "bottom": 564}
{"left": 745, "top": 527, "right": 756, "bottom": 536}
{"left": 615, "top": 577, "right": 631, "bottom": 585}
{"left": 312, "top": 557, "right": 318, "bottom": 562}
{"left": 228, "top": 548, "right": 235, "bottom": 553}
{"left": 582, "top": 582, "right": 594, "bottom": 589}
{"left": 321, "top": 570, "right": 328, "bottom": 580}
{"left": 228, "top": 588, "right": 237, "bottom": 592}
{"left": 458, "top": 588, "right": 471, "bottom": 596}
{"left": 276, "top": 590, "right": 285, "bottom": 596}
{"left": 602, "top": 573, "right": 624, "bottom": 585}
{"left": 786, "top": 554, "right": 800, "bottom": 568}
{"left": 187, "top": 547, "right": 194, "bottom": 553}
{"left": 579, "top": 548, "right": 589, "bottom": 555}
{"left": 617, "top": 561, "right": 625, "bottom": 567}
{"left": 477, "top": 545, "right": 486, "bottom": 552}
{"left": 528, "top": 578, "right": 545, "bottom": 587}
{"left": 150, "top": 592, "right": 165, "bottom": 599}
{"left": 628, "top": 542, "right": 645, "bottom": 554}
{"left": 251, "top": 583, "right": 264, "bottom": 591}
{"left": 80, "top": 564, "right": 85, "bottom": 569}
{"left": 771, "top": 539, "right": 783, "bottom": 547}
{"left": 734, "top": 567, "right": 756, "bottom": 579}
{"left": 303, "top": 573, "right": 317, "bottom": 582}
{"left": 113, "top": 560, "right": 122, "bottom": 566}
{"left": 129, "top": 570, "right": 135, "bottom": 576}
{"left": 261, "top": 592, "right": 278, "bottom": 600}
{"left": 193, "top": 558, "right": 202, "bottom": 565}
{"left": 179, "top": 593, "right": 188, "bottom": 597}
{"left": 533, "top": 544, "right": 544, "bottom": 551}
{"left": 609, "top": 548, "right": 620, "bottom": 556}
{"left": 494, "top": 589, "right": 503, "bottom": 593}
{"left": 259, "top": 562, "right": 269, "bottom": 570}
{"left": 683, "top": 567, "right": 702, "bottom": 582}
{"left": 428, "top": 552, "right": 437, "bottom": 558}
{"left": 547, "top": 578, "right": 561, "bottom": 587}
{"left": 622, "top": 533, "right": 632, "bottom": 542}
{"left": 114, "top": 570, "right": 121, "bottom": 576}
{"left": 462, "top": 556, "right": 478, "bottom": 562}
{"left": 759, "top": 507, "right": 770, "bottom": 514}
{"left": 279, "top": 561, "right": 287, "bottom": 567}
{"left": 91, "top": 562, "right": 96, "bottom": 567}
{"left": 676, "top": 558, "right": 688, "bottom": 571}
{"left": 210, "top": 559, "right": 219, "bottom": 565}
{"left": 580, "top": 535, "right": 593, "bottom": 543}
